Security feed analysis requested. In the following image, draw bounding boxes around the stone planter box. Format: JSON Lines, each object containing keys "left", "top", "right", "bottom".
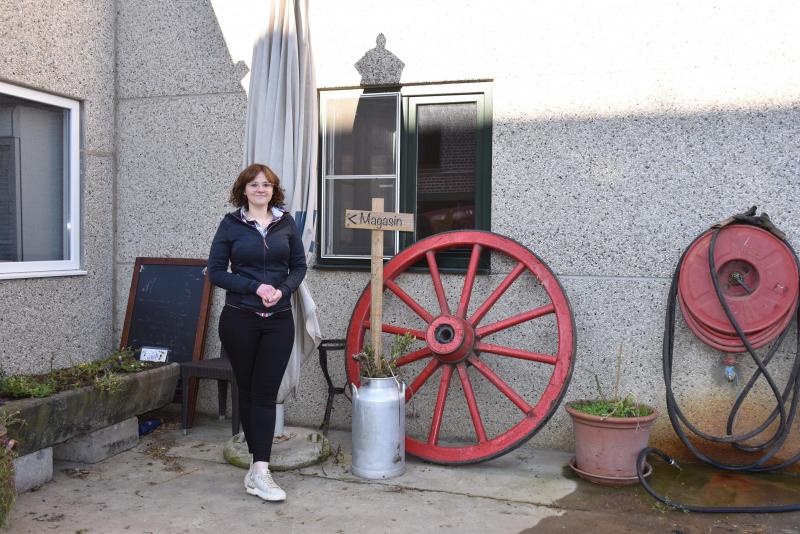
{"left": 4, "top": 363, "right": 179, "bottom": 456}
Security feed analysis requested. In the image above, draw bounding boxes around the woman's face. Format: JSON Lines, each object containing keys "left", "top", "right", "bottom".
{"left": 245, "top": 171, "right": 274, "bottom": 210}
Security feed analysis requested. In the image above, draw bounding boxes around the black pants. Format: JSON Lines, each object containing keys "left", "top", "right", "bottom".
{"left": 219, "top": 305, "right": 295, "bottom": 462}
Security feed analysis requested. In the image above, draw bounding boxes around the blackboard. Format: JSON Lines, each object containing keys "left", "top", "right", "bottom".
{"left": 120, "top": 258, "right": 212, "bottom": 364}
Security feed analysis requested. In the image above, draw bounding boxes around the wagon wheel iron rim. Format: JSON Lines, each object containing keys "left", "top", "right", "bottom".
{"left": 346, "top": 230, "right": 576, "bottom": 464}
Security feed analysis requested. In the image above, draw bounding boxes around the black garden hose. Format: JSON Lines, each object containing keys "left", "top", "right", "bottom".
{"left": 637, "top": 207, "right": 800, "bottom": 513}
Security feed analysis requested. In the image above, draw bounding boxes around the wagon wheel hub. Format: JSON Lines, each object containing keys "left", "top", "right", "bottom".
{"left": 426, "top": 315, "right": 475, "bottom": 364}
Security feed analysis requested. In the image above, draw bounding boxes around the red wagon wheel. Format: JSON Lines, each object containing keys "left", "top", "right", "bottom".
{"left": 346, "top": 230, "right": 576, "bottom": 464}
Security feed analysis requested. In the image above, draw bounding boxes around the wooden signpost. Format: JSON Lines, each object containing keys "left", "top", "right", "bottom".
{"left": 345, "top": 198, "right": 415, "bottom": 369}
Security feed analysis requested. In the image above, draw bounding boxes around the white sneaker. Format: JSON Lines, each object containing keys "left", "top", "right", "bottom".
{"left": 244, "top": 456, "right": 253, "bottom": 490}
{"left": 246, "top": 470, "right": 286, "bottom": 502}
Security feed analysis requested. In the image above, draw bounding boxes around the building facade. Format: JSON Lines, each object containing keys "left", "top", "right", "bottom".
{"left": 2, "top": 0, "right": 799, "bottom": 456}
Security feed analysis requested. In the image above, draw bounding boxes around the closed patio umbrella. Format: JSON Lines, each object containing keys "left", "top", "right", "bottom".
{"left": 243, "top": 0, "right": 321, "bottom": 404}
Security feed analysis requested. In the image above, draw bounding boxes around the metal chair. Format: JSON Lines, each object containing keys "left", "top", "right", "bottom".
{"left": 318, "top": 338, "right": 347, "bottom": 434}
{"left": 181, "top": 346, "right": 240, "bottom": 435}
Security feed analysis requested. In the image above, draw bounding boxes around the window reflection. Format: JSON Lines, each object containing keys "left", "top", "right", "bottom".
{"left": 416, "top": 102, "right": 477, "bottom": 239}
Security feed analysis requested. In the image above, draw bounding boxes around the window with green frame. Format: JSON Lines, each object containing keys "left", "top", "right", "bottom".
{"left": 318, "top": 82, "right": 492, "bottom": 270}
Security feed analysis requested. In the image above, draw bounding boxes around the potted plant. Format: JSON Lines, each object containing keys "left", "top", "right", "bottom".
{"left": 350, "top": 333, "right": 413, "bottom": 480}
{"left": 565, "top": 346, "right": 657, "bottom": 486}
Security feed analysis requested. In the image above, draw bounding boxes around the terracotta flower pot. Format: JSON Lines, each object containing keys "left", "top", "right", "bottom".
{"left": 565, "top": 401, "right": 657, "bottom": 486}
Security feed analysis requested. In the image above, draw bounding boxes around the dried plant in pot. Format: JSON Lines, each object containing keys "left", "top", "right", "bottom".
{"left": 565, "top": 346, "right": 658, "bottom": 486}
{"left": 350, "top": 333, "right": 413, "bottom": 480}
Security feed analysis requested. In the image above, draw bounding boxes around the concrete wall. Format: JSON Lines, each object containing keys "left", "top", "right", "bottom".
{"left": 0, "top": 0, "right": 116, "bottom": 375}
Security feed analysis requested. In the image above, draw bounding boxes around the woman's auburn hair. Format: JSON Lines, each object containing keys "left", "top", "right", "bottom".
{"left": 229, "top": 163, "right": 286, "bottom": 208}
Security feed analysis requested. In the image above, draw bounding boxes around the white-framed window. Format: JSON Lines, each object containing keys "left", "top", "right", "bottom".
{"left": 0, "top": 81, "right": 82, "bottom": 279}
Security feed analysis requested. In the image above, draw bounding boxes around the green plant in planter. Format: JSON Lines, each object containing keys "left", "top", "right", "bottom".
{"left": 570, "top": 344, "right": 653, "bottom": 418}
{"left": 0, "top": 375, "right": 56, "bottom": 398}
{"left": 0, "top": 348, "right": 155, "bottom": 399}
{"left": 570, "top": 395, "right": 652, "bottom": 418}
{"left": 352, "top": 333, "right": 415, "bottom": 379}
{"left": 0, "top": 445, "right": 13, "bottom": 529}
{"left": 0, "top": 410, "right": 24, "bottom": 529}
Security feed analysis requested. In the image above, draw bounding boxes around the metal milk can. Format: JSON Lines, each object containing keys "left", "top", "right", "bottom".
{"left": 351, "top": 376, "right": 405, "bottom": 479}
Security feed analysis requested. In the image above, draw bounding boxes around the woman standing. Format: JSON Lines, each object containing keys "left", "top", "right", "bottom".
{"left": 208, "top": 163, "right": 307, "bottom": 502}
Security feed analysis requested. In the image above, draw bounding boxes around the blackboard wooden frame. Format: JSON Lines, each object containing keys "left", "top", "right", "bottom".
{"left": 120, "top": 258, "right": 213, "bottom": 419}
{"left": 120, "top": 257, "right": 213, "bottom": 363}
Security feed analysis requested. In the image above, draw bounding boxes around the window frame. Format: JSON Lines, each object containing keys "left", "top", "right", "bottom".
{"left": 0, "top": 81, "right": 83, "bottom": 280}
{"left": 316, "top": 81, "right": 492, "bottom": 271}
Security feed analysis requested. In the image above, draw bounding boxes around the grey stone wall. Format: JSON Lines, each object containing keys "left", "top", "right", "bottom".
{"left": 0, "top": 0, "right": 116, "bottom": 375}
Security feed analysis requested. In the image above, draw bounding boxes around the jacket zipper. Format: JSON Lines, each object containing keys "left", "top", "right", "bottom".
{"left": 262, "top": 216, "right": 282, "bottom": 292}
{"left": 231, "top": 212, "right": 284, "bottom": 290}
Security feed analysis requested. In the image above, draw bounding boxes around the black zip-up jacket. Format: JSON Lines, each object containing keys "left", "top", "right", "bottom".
{"left": 208, "top": 209, "right": 307, "bottom": 314}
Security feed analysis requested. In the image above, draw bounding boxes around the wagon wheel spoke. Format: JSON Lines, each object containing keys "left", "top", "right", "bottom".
{"left": 475, "top": 342, "right": 557, "bottom": 365}
{"left": 469, "top": 262, "right": 526, "bottom": 326}
{"left": 406, "top": 359, "right": 440, "bottom": 401}
{"left": 468, "top": 356, "right": 533, "bottom": 414}
{"left": 456, "top": 244, "right": 483, "bottom": 318}
{"left": 385, "top": 279, "right": 434, "bottom": 323}
{"left": 426, "top": 251, "right": 451, "bottom": 315}
{"left": 361, "top": 320, "right": 426, "bottom": 340}
{"left": 428, "top": 364, "right": 455, "bottom": 445}
{"left": 457, "top": 363, "right": 488, "bottom": 443}
{"left": 396, "top": 347, "right": 433, "bottom": 367}
{"left": 476, "top": 303, "right": 556, "bottom": 338}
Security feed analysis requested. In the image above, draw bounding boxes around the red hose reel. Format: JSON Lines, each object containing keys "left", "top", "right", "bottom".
{"left": 678, "top": 224, "right": 799, "bottom": 352}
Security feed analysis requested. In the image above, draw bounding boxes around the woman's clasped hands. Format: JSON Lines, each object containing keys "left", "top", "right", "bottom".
{"left": 256, "top": 284, "right": 283, "bottom": 308}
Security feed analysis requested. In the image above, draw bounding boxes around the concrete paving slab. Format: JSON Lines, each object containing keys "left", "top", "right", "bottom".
{"left": 10, "top": 417, "right": 563, "bottom": 533}
{"left": 223, "top": 427, "right": 331, "bottom": 471}
{"left": 302, "top": 429, "right": 577, "bottom": 506}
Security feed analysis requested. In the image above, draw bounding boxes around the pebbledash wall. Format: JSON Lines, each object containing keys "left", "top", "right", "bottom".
{"left": 0, "top": 1, "right": 116, "bottom": 376}
{"left": 3, "top": 0, "right": 800, "bottom": 457}
{"left": 305, "top": 1, "right": 800, "bottom": 457}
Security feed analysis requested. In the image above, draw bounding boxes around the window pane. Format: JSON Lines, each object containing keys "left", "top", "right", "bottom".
{"left": 324, "top": 177, "right": 395, "bottom": 257}
{"left": 325, "top": 94, "right": 397, "bottom": 176}
{"left": 321, "top": 91, "right": 400, "bottom": 259}
{"left": 0, "top": 94, "right": 67, "bottom": 262}
{"left": 0, "top": 137, "right": 20, "bottom": 261}
{"left": 416, "top": 102, "right": 477, "bottom": 239}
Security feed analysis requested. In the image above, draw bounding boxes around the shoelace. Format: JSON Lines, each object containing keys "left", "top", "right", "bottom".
{"left": 253, "top": 471, "right": 280, "bottom": 488}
